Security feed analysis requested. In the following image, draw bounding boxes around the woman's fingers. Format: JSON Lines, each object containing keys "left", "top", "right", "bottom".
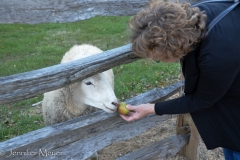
{"left": 120, "top": 113, "right": 135, "bottom": 122}
{"left": 120, "top": 111, "right": 141, "bottom": 122}
{"left": 126, "top": 104, "right": 135, "bottom": 111}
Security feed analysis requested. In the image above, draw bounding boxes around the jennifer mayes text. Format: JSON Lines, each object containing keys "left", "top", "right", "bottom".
{"left": 1, "top": 148, "right": 63, "bottom": 158}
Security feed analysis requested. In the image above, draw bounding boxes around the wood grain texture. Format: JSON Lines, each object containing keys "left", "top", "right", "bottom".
{"left": 117, "top": 134, "right": 190, "bottom": 160}
{"left": 0, "top": 82, "right": 183, "bottom": 160}
{"left": 0, "top": 44, "right": 139, "bottom": 104}
{"left": 176, "top": 113, "right": 200, "bottom": 160}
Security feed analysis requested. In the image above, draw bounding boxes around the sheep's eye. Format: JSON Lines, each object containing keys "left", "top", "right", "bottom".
{"left": 85, "top": 82, "right": 92, "bottom": 85}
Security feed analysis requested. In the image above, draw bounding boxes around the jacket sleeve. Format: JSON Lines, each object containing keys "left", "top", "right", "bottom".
{"left": 155, "top": 46, "right": 240, "bottom": 115}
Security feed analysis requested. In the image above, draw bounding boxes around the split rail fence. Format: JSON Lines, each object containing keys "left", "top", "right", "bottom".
{"left": 0, "top": 44, "right": 199, "bottom": 160}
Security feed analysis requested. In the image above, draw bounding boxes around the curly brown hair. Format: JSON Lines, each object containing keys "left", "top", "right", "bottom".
{"left": 129, "top": 0, "right": 207, "bottom": 61}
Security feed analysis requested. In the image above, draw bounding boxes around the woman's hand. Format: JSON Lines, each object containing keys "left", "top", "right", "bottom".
{"left": 120, "top": 103, "right": 155, "bottom": 122}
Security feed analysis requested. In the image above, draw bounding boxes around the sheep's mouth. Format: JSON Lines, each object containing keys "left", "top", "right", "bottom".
{"left": 106, "top": 107, "right": 116, "bottom": 112}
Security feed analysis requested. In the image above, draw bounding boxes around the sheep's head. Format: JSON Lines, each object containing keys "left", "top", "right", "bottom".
{"left": 72, "top": 72, "right": 118, "bottom": 113}
{"left": 61, "top": 44, "right": 119, "bottom": 114}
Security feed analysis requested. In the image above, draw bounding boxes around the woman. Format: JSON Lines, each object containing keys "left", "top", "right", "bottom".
{"left": 120, "top": 0, "right": 240, "bottom": 159}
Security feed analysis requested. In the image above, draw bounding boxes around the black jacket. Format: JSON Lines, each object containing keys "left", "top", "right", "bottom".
{"left": 154, "top": 1, "right": 240, "bottom": 152}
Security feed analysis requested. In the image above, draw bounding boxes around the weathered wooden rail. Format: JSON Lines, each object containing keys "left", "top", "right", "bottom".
{"left": 0, "top": 44, "right": 139, "bottom": 105}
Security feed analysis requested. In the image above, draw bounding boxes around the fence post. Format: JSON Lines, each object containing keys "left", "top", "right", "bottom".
{"left": 176, "top": 113, "right": 200, "bottom": 160}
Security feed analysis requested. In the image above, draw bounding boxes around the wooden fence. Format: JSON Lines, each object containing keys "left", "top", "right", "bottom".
{"left": 0, "top": 1, "right": 201, "bottom": 158}
{"left": 0, "top": 44, "right": 199, "bottom": 160}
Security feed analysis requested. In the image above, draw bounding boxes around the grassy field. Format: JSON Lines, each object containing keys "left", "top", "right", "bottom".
{"left": 0, "top": 16, "right": 180, "bottom": 142}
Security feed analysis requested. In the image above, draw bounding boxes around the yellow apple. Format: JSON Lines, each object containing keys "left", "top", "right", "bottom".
{"left": 117, "top": 102, "right": 130, "bottom": 115}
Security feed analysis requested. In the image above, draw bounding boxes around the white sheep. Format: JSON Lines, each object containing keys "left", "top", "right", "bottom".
{"left": 42, "top": 44, "right": 118, "bottom": 125}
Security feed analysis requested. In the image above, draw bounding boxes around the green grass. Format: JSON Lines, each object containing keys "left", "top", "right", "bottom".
{"left": 0, "top": 16, "right": 130, "bottom": 76}
{"left": 114, "top": 60, "right": 180, "bottom": 100}
{"left": 0, "top": 16, "right": 180, "bottom": 142}
{"left": 0, "top": 98, "right": 45, "bottom": 141}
